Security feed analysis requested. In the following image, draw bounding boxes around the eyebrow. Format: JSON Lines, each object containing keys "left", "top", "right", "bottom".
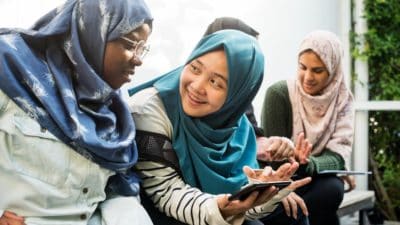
{"left": 120, "top": 36, "right": 139, "bottom": 45}
{"left": 299, "top": 62, "right": 325, "bottom": 70}
{"left": 194, "top": 59, "right": 228, "bottom": 82}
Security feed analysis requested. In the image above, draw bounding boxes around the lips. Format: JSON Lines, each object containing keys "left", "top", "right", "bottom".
{"left": 303, "top": 83, "right": 314, "bottom": 90}
{"left": 125, "top": 69, "right": 135, "bottom": 75}
{"left": 187, "top": 91, "right": 206, "bottom": 105}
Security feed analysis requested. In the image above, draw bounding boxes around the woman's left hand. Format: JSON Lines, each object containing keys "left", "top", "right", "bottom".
{"left": 290, "top": 132, "right": 312, "bottom": 164}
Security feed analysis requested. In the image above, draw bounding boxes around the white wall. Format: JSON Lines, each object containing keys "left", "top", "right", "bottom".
{"left": 0, "top": 0, "right": 351, "bottom": 123}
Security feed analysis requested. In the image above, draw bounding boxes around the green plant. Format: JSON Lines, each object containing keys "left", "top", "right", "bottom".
{"left": 352, "top": 0, "right": 400, "bottom": 221}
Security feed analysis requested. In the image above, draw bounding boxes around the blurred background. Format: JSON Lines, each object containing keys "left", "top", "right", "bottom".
{"left": 0, "top": 0, "right": 351, "bottom": 121}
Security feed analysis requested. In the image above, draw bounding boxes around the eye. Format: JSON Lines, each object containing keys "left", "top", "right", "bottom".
{"left": 189, "top": 63, "right": 201, "bottom": 74}
{"left": 209, "top": 76, "right": 226, "bottom": 90}
{"left": 313, "top": 68, "right": 326, "bottom": 74}
{"left": 298, "top": 63, "right": 306, "bottom": 70}
{"left": 120, "top": 37, "right": 138, "bottom": 51}
{"left": 123, "top": 43, "right": 135, "bottom": 51}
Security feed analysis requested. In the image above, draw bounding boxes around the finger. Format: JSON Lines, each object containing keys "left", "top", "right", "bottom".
{"left": 288, "top": 177, "right": 312, "bottom": 190}
{"left": 254, "top": 186, "right": 278, "bottom": 206}
{"left": 241, "top": 191, "right": 260, "bottom": 209}
{"left": 275, "top": 162, "right": 299, "bottom": 180}
{"left": 287, "top": 195, "right": 298, "bottom": 219}
{"left": 261, "top": 166, "right": 273, "bottom": 177}
{"left": 274, "top": 141, "right": 289, "bottom": 160}
{"left": 274, "top": 162, "right": 292, "bottom": 179}
{"left": 281, "top": 145, "right": 294, "bottom": 160}
{"left": 285, "top": 162, "right": 299, "bottom": 178}
{"left": 292, "top": 193, "right": 308, "bottom": 216}
{"left": 216, "top": 194, "right": 232, "bottom": 209}
{"left": 288, "top": 156, "right": 297, "bottom": 163}
{"left": 243, "top": 166, "right": 255, "bottom": 178}
{"left": 267, "top": 140, "right": 280, "bottom": 156}
{"left": 281, "top": 197, "right": 291, "bottom": 217}
{"left": 295, "top": 133, "right": 305, "bottom": 151}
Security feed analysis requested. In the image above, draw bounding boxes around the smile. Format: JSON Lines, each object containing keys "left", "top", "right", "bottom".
{"left": 187, "top": 91, "right": 206, "bottom": 105}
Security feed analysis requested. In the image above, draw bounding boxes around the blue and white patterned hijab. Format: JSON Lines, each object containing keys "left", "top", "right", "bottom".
{"left": 0, "top": 0, "right": 152, "bottom": 196}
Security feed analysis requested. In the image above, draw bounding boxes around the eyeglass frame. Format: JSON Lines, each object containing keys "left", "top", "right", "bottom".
{"left": 120, "top": 36, "right": 150, "bottom": 60}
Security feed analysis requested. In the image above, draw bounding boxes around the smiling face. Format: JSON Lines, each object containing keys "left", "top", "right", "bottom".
{"left": 102, "top": 23, "right": 151, "bottom": 89}
{"left": 179, "top": 49, "right": 228, "bottom": 117}
{"left": 297, "top": 50, "right": 329, "bottom": 95}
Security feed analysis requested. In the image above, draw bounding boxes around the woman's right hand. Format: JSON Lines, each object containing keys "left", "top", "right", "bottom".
{"left": 0, "top": 211, "right": 25, "bottom": 225}
{"left": 216, "top": 186, "right": 279, "bottom": 219}
{"left": 256, "top": 136, "right": 295, "bottom": 162}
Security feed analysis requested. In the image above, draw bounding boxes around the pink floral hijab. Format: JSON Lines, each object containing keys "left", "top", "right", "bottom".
{"left": 287, "top": 30, "right": 354, "bottom": 168}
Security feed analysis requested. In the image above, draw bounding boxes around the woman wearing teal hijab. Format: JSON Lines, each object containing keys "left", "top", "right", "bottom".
{"left": 128, "top": 30, "right": 309, "bottom": 225}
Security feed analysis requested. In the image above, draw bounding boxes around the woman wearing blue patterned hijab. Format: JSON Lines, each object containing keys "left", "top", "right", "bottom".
{"left": 0, "top": 0, "right": 153, "bottom": 224}
{"left": 0, "top": 0, "right": 152, "bottom": 194}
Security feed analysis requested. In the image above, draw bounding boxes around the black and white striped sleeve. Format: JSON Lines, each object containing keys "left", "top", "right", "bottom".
{"left": 136, "top": 160, "right": 241, "bottom": 225}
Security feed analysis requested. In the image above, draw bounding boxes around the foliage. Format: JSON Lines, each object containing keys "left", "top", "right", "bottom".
{"left": 352, "top": 0, "right": 400, "bottom": 220}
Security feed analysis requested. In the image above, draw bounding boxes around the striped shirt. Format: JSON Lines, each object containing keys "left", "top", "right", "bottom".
{"left": 129, "top": 87, "right": 291, "bottom": 225}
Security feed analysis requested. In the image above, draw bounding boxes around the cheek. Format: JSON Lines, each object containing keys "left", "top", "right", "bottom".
{"left": 211, "top": 91, "right": 227, "bottom": 109}
{"left": 297, "top": 71, "right": 305, "bottom": 82}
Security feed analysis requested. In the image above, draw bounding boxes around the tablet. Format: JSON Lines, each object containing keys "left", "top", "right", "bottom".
{"left": 228, "top": 181, "right": 292, "bottom": 201}
{"left": 317, "top": 170, "right": 372, "bottom": 175}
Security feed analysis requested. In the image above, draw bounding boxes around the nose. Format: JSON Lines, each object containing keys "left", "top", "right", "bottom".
{"left": 130, "top": 55, "right": 143, "bottom": 67}
{"left": 191, "top": 75, "right": 207, "bottom": 95}
{"left": 304, "top": 69, "right": 314, "bottom": 82}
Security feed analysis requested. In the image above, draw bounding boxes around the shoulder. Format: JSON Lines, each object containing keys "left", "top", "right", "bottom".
{"left": 269, "top": 80, "right": 288, "bottom": 92}
{"left": 128, "top": 87, "right": 172, "bottom": 137}
{"left": 128, "top": 87, "right": 161, "bottom": 113}
{"left": 266, "top": 80, "right": 289, "bottom": 99}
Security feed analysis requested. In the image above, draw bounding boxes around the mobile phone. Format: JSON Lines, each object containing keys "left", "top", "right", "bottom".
{"left": 228, "top": 181, "right": 292, "bottom": 201}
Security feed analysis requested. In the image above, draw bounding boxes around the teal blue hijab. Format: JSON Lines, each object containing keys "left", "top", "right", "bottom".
{"left": 129, "top": 30, "right": 264, "bottom": 194}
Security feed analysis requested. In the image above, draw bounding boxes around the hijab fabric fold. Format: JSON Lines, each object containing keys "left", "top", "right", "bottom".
{"left": 0, "top": 0, "right": 153, "bottom": 196}
{"left": 129, "top": 30, "right": 264, "bottom": 194}
{"left": 287, "top": 30, "right": 354, "bottom": 168}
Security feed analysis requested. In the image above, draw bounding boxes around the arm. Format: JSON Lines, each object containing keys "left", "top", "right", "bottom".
{"left": 261, "top": 81, "right": 292, "bottom": 138}
{"left": 259, "top": 81, "right": 294, "bottom": 162}
{"left": 136, "top": 160, "right": 239, "bottom": 225}
{"left": 298, "top": 150, "right": 345, "bottom": 176}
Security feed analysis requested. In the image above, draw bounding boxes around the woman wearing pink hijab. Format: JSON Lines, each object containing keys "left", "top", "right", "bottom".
{"left": 260, "top": 30, "right": 355, "bottom": 225}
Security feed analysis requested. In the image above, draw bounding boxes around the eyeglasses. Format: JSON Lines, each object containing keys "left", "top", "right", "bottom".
{"left": 120, "top": 36, "right": 150, "bottom": 60}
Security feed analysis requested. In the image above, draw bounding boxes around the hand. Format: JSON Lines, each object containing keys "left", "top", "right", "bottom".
{"left": 243, "top": 163, "right": 311, "bottom": 189}
{"left": 341, "top": 175, "right": 356, "bottom": 192}
{"left": 244, "top": 162, "right": 298, "bottom": 183}
{"left": 281, "top": 192, "right": 308, "bottom": 219}
{"left": 0, "top": 211, "right": 25, "bottom": 225}
{"left": 256, "top": 136, "right": 294, "bottom": 162}
{"left": 289, "top": 133, "right": 312, "bottom": 164}
{"left": 243, "top": 163, "right": 312, "bottom": 193}
{"left": 217, "top": 186, "right": 279, "bottom": 219}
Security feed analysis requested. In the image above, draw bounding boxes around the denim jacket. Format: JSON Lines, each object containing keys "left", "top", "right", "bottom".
{"left": 0, "top": 90, "right": 114, "bottom": 225}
